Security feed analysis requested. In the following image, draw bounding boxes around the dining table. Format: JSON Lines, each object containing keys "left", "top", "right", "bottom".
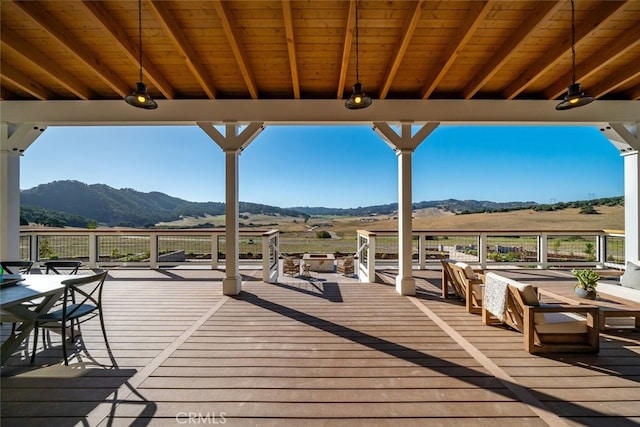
{"left": 0, "top": 274, "right": 76, "bottom": 365}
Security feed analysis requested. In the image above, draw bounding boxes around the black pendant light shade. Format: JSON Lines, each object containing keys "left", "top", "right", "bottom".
{"left": 555, "top": 83, "right": 594, "bottom": 110}
{"left": 125, "top": 82, "right": 158, "bottom": 109}
{"left": 125, "top": 0, "right": 157, "bottom": 110}
{"left": 345, "top": 82, "right": 372, "bottom": 109}
{"left": 556, "top": 0, "right": 593, "bottom": 111}
{"left": 345, "top": 0, "right": 371, "bottom": 110}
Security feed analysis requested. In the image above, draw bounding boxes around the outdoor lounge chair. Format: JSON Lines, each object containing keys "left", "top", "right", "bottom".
{"left": 482, "top": 272, "right": 599, "bottom": 354}
{"left": 283, "top": 257, "right": 300, "bottom": 276}
{"left": 337, "top": 256, "right": 354, "bottom": 276}
{"left": 440, "top": 260, "right": 484, "bottom": 314}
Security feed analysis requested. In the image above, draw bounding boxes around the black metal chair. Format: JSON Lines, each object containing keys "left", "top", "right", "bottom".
{"left": 1, "top": 261, "right": 35, "bottom": 334}
{"left": 44, "top": 260, "right": 81, "bottom": 275}
{"left": 31, "top": 271, "right": 110, "bottom": 365}
{"left": 1, "top": 260, "right": 34, "bottom": 274}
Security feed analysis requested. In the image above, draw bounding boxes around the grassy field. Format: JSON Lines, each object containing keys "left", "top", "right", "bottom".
{"left": 159, "top": 206, "right": 624, "bottom": 234}
{"left": 155, "top": 206, "right": 625, "bottom": 257}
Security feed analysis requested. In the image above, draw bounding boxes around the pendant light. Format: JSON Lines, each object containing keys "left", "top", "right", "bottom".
{"left": 555, "top": 0, "right": 594, "bottom": 110}
{"left": 345, "top": 0, "right": 372, "bottom": 110}
{"left": 125, "top": 0, "right": 158, "bottom": 109}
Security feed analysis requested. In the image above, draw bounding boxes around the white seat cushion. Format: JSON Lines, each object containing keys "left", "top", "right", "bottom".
{"left": 534, "top": 312, "right": 588, "bottom": 334}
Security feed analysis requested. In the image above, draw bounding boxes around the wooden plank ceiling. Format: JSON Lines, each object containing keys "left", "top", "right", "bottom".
{"left": 1, "top": 0, "right": 639, "bottom": 103}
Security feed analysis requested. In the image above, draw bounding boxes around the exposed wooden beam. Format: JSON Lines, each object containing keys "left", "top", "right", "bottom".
{"left": 627, "top": 85, "right": 640, "bottom": 101}
{"left": 213, "top": 0, "right": 259, "bottom": 99}
{"left": 10, "top": 0, "right": 129, "bottom": 98}
{"left": 421, "top": 1, "right": 495, "bottom": 99}
{"left": 337, "top": 0, "right": 355, "bottom": 100}
{"left": 0, "top": 27, "right": 92, "bottom": 100}
{"left": 503, "top": 1, "right": 627, "bottom": 100}
{"left": 0, "top": 63, "right": 52, "bottom": 100}
{"left": 281, "top": 0, "right": 300, "bottom": 99}
{"left": 379, "top": 0, "right": 425, "bottom": 100}
{"left": 587, "top": 65, "right": 640, "bottom": 99}
{"left": 545, "top": 19, "right": 640, "bottom": 100}
{"left": 146, "top": 0, "right": 215, "bottom": 99}
{"left": 462, "top": 1, "right": 561, "bottom": 100}
{"left": 81, "top": 0, "right": 175, "bottom": 100}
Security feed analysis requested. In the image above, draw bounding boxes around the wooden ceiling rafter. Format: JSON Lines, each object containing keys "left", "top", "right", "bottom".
{"left": 378, "top": 0, "right": 426, "bottom": 100}
{"left": 148, "top": 0, "right": 216, "bottom": 99}
{"left": 0, "top": 27, "right": 93, "bottom": 100}
{"left": 588, "top": 66, "right": 640, "bottom": 100}
{"left": 462, "top": 1, "right": 562, "bottom": 100}
{"left": 504, "top": 1, "right": 629, "bottom": 100}
{"left": 337, "top": 0, "right": 356, "bottom": 100}
{"left": 0, "top": 62, "right": 52, "bottom": 100}
{"left": 420, "top": 0, "right": 495, "bottom": 100}
{"left": 9, "top": 0, "right": 129, "bottom": 98}
{"left": 544, "top": 16, "right": 640, "bottom": 100}
{"left": 281, "top": 0, "right": 300, "bottom": 99}
{"left": 628, "top": 86, "right": 640, "bottom": 101}
{"left": 81, "top": 0, "right": 175, "bottom": 100}
{"left": 212, "top": 0, "right": 259, "bottom": 99}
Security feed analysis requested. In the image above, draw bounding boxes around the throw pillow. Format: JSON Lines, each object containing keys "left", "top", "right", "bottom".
{"left": 620, "top": 260, "right": 640, "bottom": 290}
{"left": 455, "top": 262, "right": 477, "bottom": 280}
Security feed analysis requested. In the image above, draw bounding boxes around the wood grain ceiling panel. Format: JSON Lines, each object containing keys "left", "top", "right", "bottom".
{"left": 1, "top": 0, "right": 638, "bottom": 103}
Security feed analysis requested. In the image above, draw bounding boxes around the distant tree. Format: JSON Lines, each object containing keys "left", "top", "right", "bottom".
{"left": 579, "top": 205, "right": 599, "bottom": 215}
{"left": 316, "top": 230, "right": 331, "bottom": 239}
{"left": 87, "top": 219, "right": 97, "bottom": 229}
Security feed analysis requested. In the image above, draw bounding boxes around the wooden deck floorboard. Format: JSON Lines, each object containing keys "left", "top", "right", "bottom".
{"left": 2, "top": 268, "right": 639, "bottom": 426}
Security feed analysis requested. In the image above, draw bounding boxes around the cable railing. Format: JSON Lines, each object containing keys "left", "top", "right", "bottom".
{"left": 18, "top": 228, "right": 626, "bottom": 279}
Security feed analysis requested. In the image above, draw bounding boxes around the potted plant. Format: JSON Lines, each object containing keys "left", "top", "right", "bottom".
{"left": 572, "top": 269, "right": 600, "bottom": 299}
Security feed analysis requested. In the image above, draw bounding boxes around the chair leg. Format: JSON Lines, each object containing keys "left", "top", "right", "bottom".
{"left": 30, "top": 325, "right": 39, "bottom": 365}
{"left": 99, "top": 310, "right": 110, "bottom": 352}
{"left": 62, "top": 322, "right": 68, "bottom": 366}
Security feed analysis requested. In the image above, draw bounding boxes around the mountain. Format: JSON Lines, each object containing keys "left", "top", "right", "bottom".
{"left": 20, "top": 180, "right": 307, "bottom": 227}
{"left": 20, "top": 180, "right": 623, "bottom": 229}
{"left": 291, "top": 199, "right": 538, "bottom": 216}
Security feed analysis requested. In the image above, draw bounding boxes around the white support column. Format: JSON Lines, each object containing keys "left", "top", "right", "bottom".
{"left": 600, "top": 122, "right": 640, "bottom": 263}
{"left": 623, "top": 151, "right": 639, "bottom": 262}
{"left": 373, "top": 121, "right": 439, "bottom": 295}
{"left": 0, "top": 122, "right": 46, "bottom": 261}
{"left": 223, "top": 149, "right": 242, "bottom": 294}
{"left": 396, "top": 148, "right": 415, "bottom": 295}
{"left": 197, "top": 121, "right": 264, "bottom": 295}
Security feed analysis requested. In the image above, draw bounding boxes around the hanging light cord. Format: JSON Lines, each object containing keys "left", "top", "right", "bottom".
{"left": 354, "top": 0, "right": 360, "bottom": 83}
{"left": 570, "top": 0, "right": 576, "bottom": 85}
{"left": 137, "top": 0, "right": 143, "bottom": 83}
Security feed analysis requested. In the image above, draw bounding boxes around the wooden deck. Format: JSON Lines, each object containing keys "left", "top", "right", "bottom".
{"left": 2, "top": 267, "right": 639, "bottom": 426}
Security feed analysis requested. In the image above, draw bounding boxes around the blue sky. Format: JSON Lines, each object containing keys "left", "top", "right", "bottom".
{"left": 20, "top": 125, "right": 623, "bottom": 209}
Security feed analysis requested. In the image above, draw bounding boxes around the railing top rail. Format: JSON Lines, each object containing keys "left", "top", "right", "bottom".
{"left": 20, "top": 228, "right": 271, "bottom": 235}
{"left": 358, "top": 229, "right": 622, "bottom": 235}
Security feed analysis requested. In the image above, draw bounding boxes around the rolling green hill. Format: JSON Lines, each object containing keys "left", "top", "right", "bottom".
{"left": 19, "top": 180, "right": 624, "bottom": 229}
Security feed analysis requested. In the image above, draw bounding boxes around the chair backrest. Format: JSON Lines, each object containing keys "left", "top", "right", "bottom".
{"left": 505, "top": 283, "right": 540, "bottom": 333}
{"left": 61, "top": 271, "right": 108, "bottom": 319}
{"left": 1, "top": 260, "right": 34, "bottom": 274}
{"left": 446, "top": 262, "right": 470, "bottom": 300}
{"left": 338, "top": 256, "right": 355, "bottom": 274}
{"left": 45, "top": 260, "right": 82, "bottom": 275}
